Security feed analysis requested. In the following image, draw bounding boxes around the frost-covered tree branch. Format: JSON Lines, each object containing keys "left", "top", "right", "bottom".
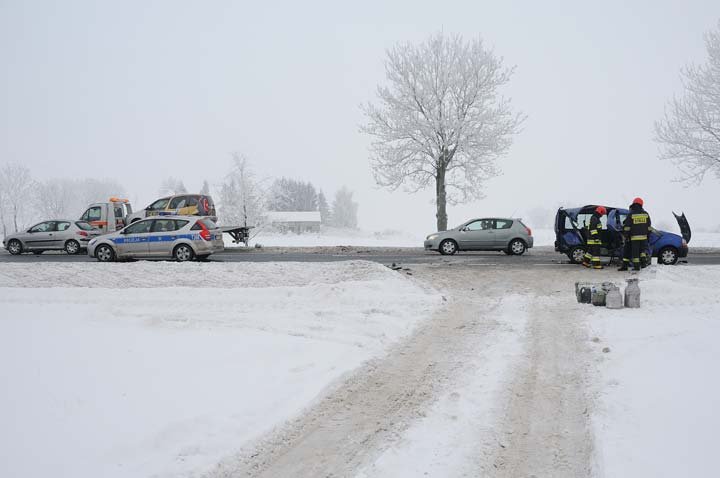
{"left": 361, "top": 32, "right": 524, "bottom": 230}
{"left": 655, "top": 21, "right": 720, "bottom": 184}
{"left": 0, "top": 163, "right": 34, "bottom": 234}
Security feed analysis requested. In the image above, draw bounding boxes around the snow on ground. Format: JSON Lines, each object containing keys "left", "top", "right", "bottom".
{"left": 588, "top": 266, "right": 720, "bottom": 477}
{"left": 0, "top": 261, "right": 441, "bottom": 478}
{"left": 355, "top": 294, "right": 530, "bottom": 478}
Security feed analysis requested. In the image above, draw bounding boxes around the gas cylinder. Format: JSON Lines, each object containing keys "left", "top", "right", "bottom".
{"left": 624, "top": 278, "right": 641, "bottom": 308}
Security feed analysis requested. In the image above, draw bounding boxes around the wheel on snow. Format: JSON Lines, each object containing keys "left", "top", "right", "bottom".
{"left": 508, "top": 239, "right": 527, "bottom": 255}
{"left": 439, "top": 239, "right": 458, "bottom": 255}
{"left": 173, "top": 244, "right": 195, "bottom": 262}
{"left": 65, "top": 239, "right": 81, "bottom": 255}
{"left": 95, "top": 244, "right": 115, "bottom": 262}
{"left": 658, "top": 246, "right": 679, "bottom": 265}
{"left": 7, "top": 239, "right": 23, "bottom": 255}
{"left": 568, "top": 246, "right": 586, "bottom": 264}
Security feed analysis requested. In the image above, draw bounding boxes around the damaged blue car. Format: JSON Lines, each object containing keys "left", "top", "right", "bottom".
{"left": 554, "top": 205, "right": 691, "bottom": 265}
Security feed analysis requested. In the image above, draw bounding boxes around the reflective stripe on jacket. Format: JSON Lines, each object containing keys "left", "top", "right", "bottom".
{"left": 586, "top": 213, "right": 603, "bottom": 245}
{"left": 623, "top": 204, "right": 651, "bottom": 242}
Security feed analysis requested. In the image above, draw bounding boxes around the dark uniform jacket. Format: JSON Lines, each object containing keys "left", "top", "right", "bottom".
{"left": 623, "top": 203, "right": 651, "bottom": 241}
{"left": 586, "top": 212, "right": 603, "bottom": 245}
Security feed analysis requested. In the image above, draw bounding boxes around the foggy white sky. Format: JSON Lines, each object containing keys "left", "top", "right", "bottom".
{"left": 1, "top": 0, "right": 719, "bottom": 234}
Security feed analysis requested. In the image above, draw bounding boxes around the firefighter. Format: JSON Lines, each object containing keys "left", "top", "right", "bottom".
{"left": 582, "top": 206, "right": 606, "bottom": 269}
{"left": 619, "top": 197, "right": 651, "bottom": 271}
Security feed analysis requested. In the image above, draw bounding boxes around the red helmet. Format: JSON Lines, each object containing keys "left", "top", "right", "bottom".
{"left": 596, "top": 206, "right": 607, "bottom": 215}
{"left": 632, "top": 197, "right": 644, "bottom": 206}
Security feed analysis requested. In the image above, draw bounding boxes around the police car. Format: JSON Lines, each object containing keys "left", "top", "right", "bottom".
{"left": 87, "top": 216, "right": 224, "bottom": 262}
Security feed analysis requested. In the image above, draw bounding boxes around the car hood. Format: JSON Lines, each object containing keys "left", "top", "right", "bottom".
{"left": 673, "top": 212, "right": 691, "bottom": 243}
{"left": 426, "top": 228, "right": 460, "bottom": 239}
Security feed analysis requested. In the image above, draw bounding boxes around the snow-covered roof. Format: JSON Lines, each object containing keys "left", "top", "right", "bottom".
{"left": 266, "top": 211, "right": 321, "bottom": 223}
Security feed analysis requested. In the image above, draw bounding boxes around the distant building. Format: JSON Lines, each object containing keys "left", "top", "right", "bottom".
{"left": 266, "top": 211, "right": 321, "bottom": 233}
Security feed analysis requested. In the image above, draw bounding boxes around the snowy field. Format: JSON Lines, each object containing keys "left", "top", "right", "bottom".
{"left": 589, "top": 266, "right": 720, "bottom": 476}
{"left": 0, "top": 261, "right": 441, "bottom": 478}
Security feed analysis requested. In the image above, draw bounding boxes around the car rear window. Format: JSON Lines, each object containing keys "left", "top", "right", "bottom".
{"left": 75, "top": 221, "right": 94, "bottom": 231}
{"left": 495, "top": 219, "right": 513, "bottom": 229}
{"left": 174, "top": 220, "right": 189, "bottom": 229}
{"left": 191, "top": 218, "right": 218, "bottom": 230}
{"left": 56, "top": 222, "right": 71, "bottom": 231}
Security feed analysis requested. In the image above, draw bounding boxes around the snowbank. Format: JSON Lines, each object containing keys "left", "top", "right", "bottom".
{"left": 588, "top": 266, "right": 720, "bottom": 476}
{"left": 0, "top": 261, "right": 441, "bottom": 478}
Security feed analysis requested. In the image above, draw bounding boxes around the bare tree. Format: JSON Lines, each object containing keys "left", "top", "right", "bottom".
{"left": 158, "top": 177, "right": 187, "bottom": 196}
{"left": 0, "top": 163, "right": 34, "bottom": 233}
{"left": 655, "top": 21, "right": 720, "bottom": 184}
{"left": 35, "top": 178, "right": 125, "bottom": 219}
{"left": 219, "top": 154, "right": 266, "bottom": 240}
{"left": 35, "top": 179, "right": 75, "bottom": 219}
{"left": 362, "top": 32, "right": 524, "bottom": 231}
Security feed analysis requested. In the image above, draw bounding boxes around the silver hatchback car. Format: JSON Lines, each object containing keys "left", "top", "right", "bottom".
{"left": 3, "top": 220, "right": 100, "bottom": 255}
{"left": 87, "top": 216, "right": 224, "bottom": 262}
{"left": 424, "top": 218, "right": 534, "bottom": 255}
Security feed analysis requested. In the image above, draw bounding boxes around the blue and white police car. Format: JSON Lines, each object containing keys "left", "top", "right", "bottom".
{"left": 88, "top": 216, "right": 224, "bottom": 262}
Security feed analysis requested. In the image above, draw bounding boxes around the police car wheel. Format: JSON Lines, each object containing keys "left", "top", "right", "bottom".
{"left": 96, "top": 245, "right": 115, "bottom": 262}
{"left": 65, "top": 240, "right": 81, "bottom": 255}
{"left": 658, "top": 246, "right": 678, "bottom": 265}
{"left": 7, "top": 239, "right": 23, "bottom": 255}
{"left": 173, "top": 244, "right": 194, "bottom": 262}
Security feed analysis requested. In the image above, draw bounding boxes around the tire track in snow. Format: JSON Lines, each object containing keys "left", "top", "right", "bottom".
{"left": 204, "top": 280, "right": 505, "bottom": 477}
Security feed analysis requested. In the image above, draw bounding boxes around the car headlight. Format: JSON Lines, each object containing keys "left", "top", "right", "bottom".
{"left": 89, "top": 239, "right": 97, "bottom": 246}
{"left": 427, "top": 234, "right": 439, "bottom": 241}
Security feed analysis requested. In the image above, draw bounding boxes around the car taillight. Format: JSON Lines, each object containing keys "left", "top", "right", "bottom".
{"left": 526, "top": 226, "right": 532, "bottom": 236}
{"left": 198, "top": 221, "right": 211, "bottom": 241}
{"left": 77, "top": 231, "right": 88, "bottom": 237}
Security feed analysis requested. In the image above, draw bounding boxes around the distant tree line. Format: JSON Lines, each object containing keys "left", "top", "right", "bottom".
{"left": 215, "top": 154, "right": 358, "bottom": 230}
{"left": 0, "top": 158, "right": 359, "bottom": 237}
{"left": 0, "top": 162, "right": 125, "bottom": 236}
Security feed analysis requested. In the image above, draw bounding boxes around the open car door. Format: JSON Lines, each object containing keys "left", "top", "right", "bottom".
{"left": 673, "top": 212, "right": 691, "bottom": 243}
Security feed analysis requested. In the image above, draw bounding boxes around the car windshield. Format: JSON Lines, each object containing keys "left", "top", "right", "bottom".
{"left": 75, "top": 221, "right": 94, "bottom": 231}
{"left": 148, "top": 198, "right": 169, "bottom": 210}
